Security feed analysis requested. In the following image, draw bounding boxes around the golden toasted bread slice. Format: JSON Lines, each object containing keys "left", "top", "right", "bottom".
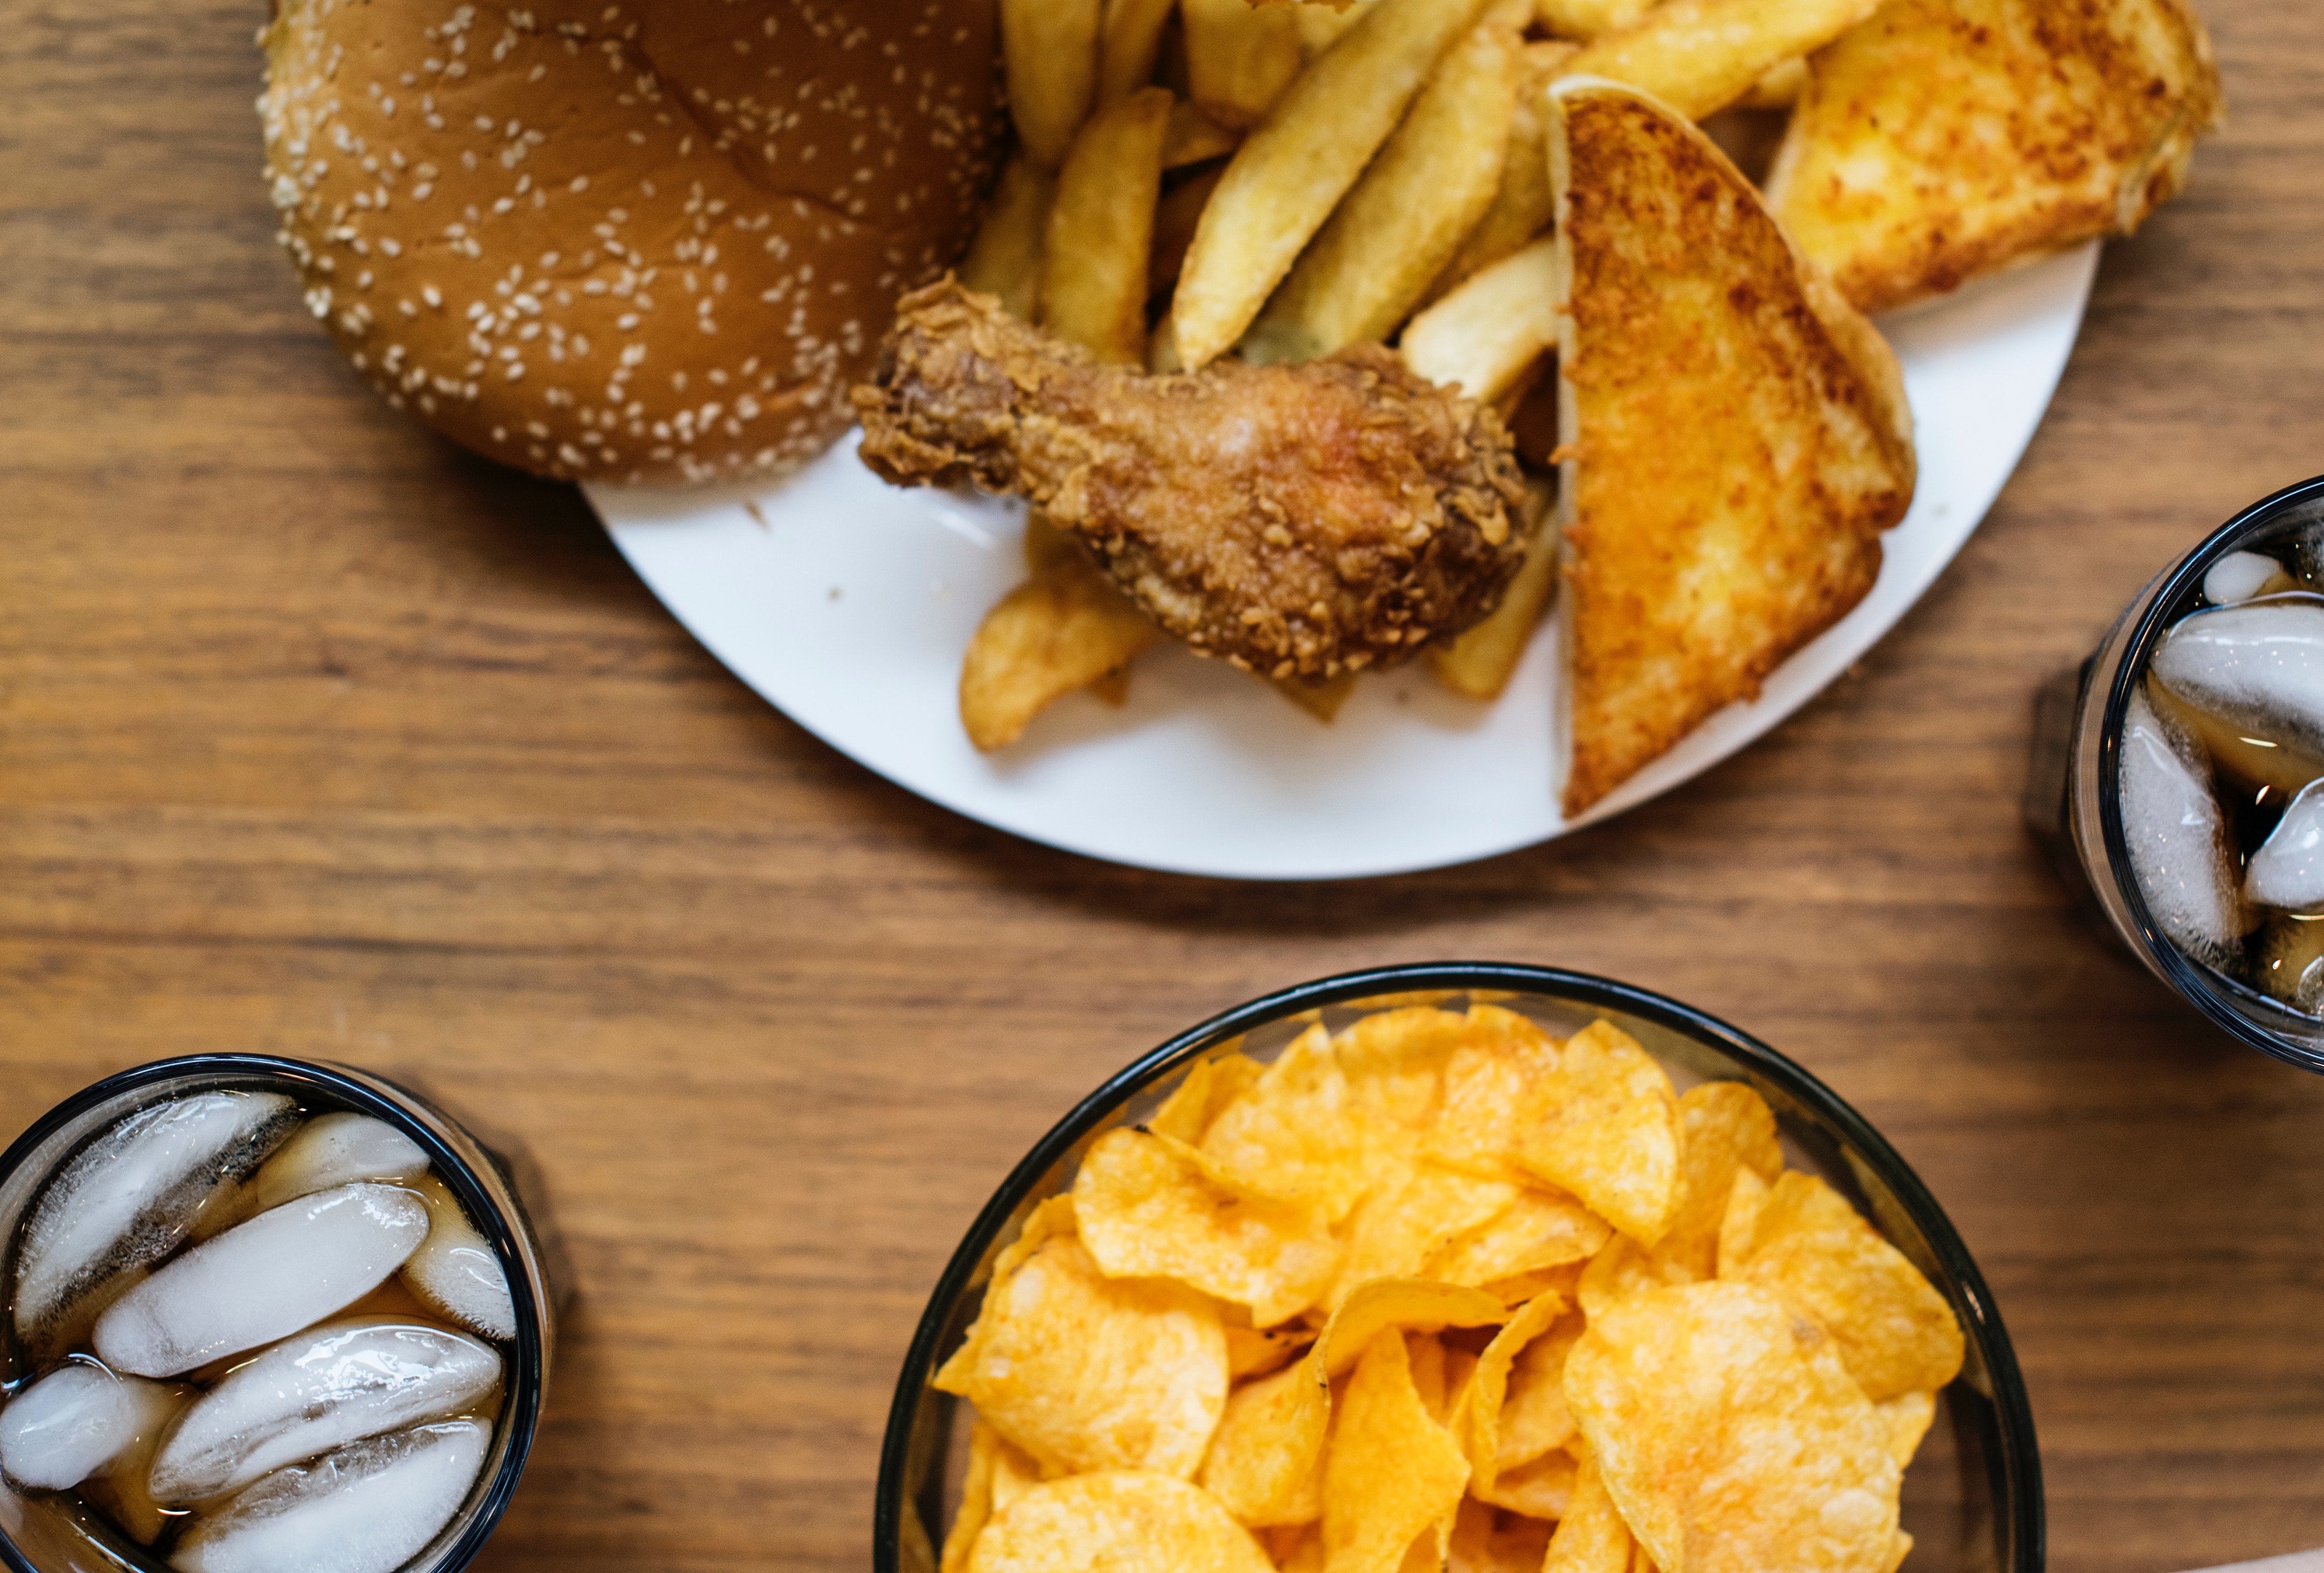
{"left": 1550, "top": 81, "right": 1915, "bottom": 818}
{"left": 1765, "top": 0, "right": 2221, "bottom": 314}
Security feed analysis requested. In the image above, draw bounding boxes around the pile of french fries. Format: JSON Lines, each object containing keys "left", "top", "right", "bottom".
{"left": 950, "top": 0, "right": 1878, "bottom": 751}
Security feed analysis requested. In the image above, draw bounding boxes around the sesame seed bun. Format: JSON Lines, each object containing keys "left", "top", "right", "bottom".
{"left": 259, "top": 1, "right": 1002, "bottom": 484}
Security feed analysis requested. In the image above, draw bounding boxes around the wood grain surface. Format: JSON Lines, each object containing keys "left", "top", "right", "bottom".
{"left": 5, "top": 4, "right": 2323, "bottom": 1571}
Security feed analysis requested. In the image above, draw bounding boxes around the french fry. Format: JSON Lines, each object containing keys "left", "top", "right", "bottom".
{"left": 1739, "top": 55, "right": 1806, "bottom": 109}
{"left": 958, "top": 157, "right": 1056, "bottom": 320}
{"left": 1429, "top": 480, "right": 1560, "bottom": 700}
{"left": 1099, "top": 0, "right": 1179, "bottom": 105}
{"left": 1172, "top": 0, "right": 1497, "bottom": 369}
{"left": 1151, "top": 165, "right": 1228, "bottom": 296}
{"left": 1428, "top": 39, "right": 1577, "bottom": 299}
{"left": 961, "top": 539, "right": 1161, "bottom": 751}
{"left": 1400, "top": 236, "right": 1559, "bottom": 403}
{"left": 1041, "top": 87, "right": 1175, "bottom": 365}
{"left": 1250, "top": 12, "right": 1520, "bottom": 360}
{"left": 1272, "top": 671, "right": 1360, "bottom": 722}
{"left": 1163, "top": 99, "right": 1241, "bottom": 169}
{"left": 1182, "top": 0, "right": 1305, "bottom": 129}
{"left": 1556, "top": 0, "right": 1883, "bottom": 121}
{"left": 1534, "top": 0, "right": 1656, "bottom": 39}
{"left": 1294, "top": 0, "right": 1379, "bottom": 58}
{"left": 1004, "top": 0, "right": 1104, "bottom": 167}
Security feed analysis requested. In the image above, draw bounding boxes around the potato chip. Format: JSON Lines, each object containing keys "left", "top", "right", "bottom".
{"left": 1477, "top": 1448, "right": 1577, "bottom": 1519}
{"left": 1150, "top": 1052, "right": 1268, "bottom": 1145}
{"left": 1328, "top": 1159, "right": 1519, "bottom": 1311}
{"left": 966, "top": 1470, "right": 1276, "bottom": 1573}
{"left": 941, "top": 1421, "right": 1006, "bottom": 1573}
{"left": 1655, "top": 1082, "right": 1784, "bottom": 1280}
{"left": 941, "top": 1229, "right": 1229, "bottom": 1478}
{"left": 1227, "top": 1323, "right": 1314, "bottom": 1380}
{"left": 991, "top": 1433, "right": 1043, "bottom": 1513}
{"left": 1542, "top": 1455, "right": 1633, "bottom": 1573}
{"left": 1074, "top": 1128, "right": 1341, "bottom": 1326}
{"left": 1877, "top": 1389, "right": 1938, "bottom": 1469}
{"left": 1201, "top": 1025, "right": 1376, "bottom": 1223}
{"left": 1454, "top": 1289, "right": 1566, "bottom": 1498}
{"left": 1726, "top": 1172, "right": 1965, "bottom": 1401}
{"left": 1271, "top": 1522, "right": 1328, "bottom": 1573}
{"left": 1576, "top": 1234, "right": 1695, "bottom": 1322}
{"left": 1408, "top": 1331, "right": 1456, "bottom": 1424}
{"left": 1447, "top": 1498, "right": 1554, "bottom": 1573}
{"left": 1716, "top": 1166, "right": 1769, "bottom": 1276}
{"left": 1880, "top": 1530, "right": 1913, "bottom": 1573}
{"left": 1198, "top": 1359, "right": 1331, "bottom": 1526}
{"left": 1322, "top": 1330, "right": 1474, "bottom": 1573}
{"left": 937, "top": 1196, "right": 1083, "bottom": 1394}
{"left": 1337, "top": 1006, "right": 1478, "bottom": 1132}
{"left": 1203, "top": 1280, "right": 1504, "bottom": 1530}
{"left": 1479, "top": 1263, "right": 1585, "bottom": 1308}
{"left": 1425, "top": 1008, "right": 1564, "bottom": 1179}
{"left": 1427, "top": 1187, "right": 1611, "bottom": 1291}
{"left": 1565, "top": 1282, "right": 1901, "bottom": 1573}
{"left": 1517, "top": 1022, "right": 1684, "bottom": 1246}
{"left": 1494, "top": 1314, "right": 1581, "bottom": 1471}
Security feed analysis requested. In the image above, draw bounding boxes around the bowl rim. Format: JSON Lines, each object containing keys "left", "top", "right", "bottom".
{"left": 0, "top": 1053, "right": 546, "bottom": 1573}
{"left": 2091, "top": 473, "right": 2324, "bottom": 1071}
{"left": 871, "top": 960, "right": 2043, "bottom": 1572}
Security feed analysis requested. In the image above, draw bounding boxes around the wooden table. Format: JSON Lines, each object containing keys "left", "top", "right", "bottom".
{"left": 6, "top": 5, "right": 2323, "bottom": 1570}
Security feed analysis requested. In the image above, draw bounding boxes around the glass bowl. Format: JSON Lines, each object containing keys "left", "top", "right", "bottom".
{"left": 0, "top": 1055, "right": 564, "bottom": 1573}
{"left": 873, "top": 963, "right": 2040, "bottom": 1573}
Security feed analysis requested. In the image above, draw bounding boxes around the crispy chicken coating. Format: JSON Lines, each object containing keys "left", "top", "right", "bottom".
{"left": 853, "top": 281, "right": 1528, "bottom": 679}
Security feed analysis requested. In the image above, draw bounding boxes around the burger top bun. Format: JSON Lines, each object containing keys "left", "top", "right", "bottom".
{"left": 260, "top": 1, "right": 1002, "bottom": 484}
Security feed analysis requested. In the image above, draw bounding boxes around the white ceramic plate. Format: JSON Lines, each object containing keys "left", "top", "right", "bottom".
{"left": 591, "top": 243, "right": 2096, "bottom": 880}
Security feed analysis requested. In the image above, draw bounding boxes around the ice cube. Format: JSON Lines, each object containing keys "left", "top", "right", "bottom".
{"left": 2120, "top": 688, "right": 2247, "bottom": 969}
{"left": 169, "top": 1420, "right": 490, "bottom": 1573}
{"left": 93, "top": 1184, "right": 431, "bottom": 1379}
{"left": 2248, "top": 780, "right": 2324, "bottom": 912}
{"left": 151, "top": 1318, "right": 501, "bottom": 1504}
{"left": 400, "top": 1175, "right": 517, "bottom": 1343}
{"left": 2204, "top": 551, "right": 2294, "bottom": 606}
{"left": 201, "top": 1116, "right": 430, "bottom": 1240}
{"left": 0, "top": 1363, "right": 185, "bottom": 1492}
{"left": 2151, "top": 597, "right": 2324, "bottom": 758}
{"left": 15, "top": 1093, "right": 296, "bottom": 1341}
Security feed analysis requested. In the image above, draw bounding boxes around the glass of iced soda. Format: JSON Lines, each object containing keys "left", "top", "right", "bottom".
{"left": 0, "top": 1055, "right": 560, "bottom": 1573}
{"left": 2030, "top": 476, "right": 2324, "bottom": 1071}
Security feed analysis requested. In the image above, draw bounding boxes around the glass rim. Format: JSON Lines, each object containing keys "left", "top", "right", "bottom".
{"left": 870, "top": 960, "right": 2042, "bottom": 1573}
{"left": 2092, "top": 474, "right": 2324, "bottom": 1073}
{"left": 0, "top": 1054, "right": 547, "bottom": 1573}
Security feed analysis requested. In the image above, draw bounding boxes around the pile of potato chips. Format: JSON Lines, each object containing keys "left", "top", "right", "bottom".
{"left": 933, "top": 1004, "right": 1964, "bottom": 1573}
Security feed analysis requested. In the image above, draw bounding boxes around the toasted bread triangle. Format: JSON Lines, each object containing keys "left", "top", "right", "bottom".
{"left": 1550, "top": 81, "right": 1915, "bottom": 818}
{"left": 1765, "top": 0, "right": 2221, "bottom": 314}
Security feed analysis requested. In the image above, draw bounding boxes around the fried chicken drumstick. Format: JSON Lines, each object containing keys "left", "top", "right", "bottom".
{"left": 852, "top": 281, "right": 1528, "bottom": 679}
